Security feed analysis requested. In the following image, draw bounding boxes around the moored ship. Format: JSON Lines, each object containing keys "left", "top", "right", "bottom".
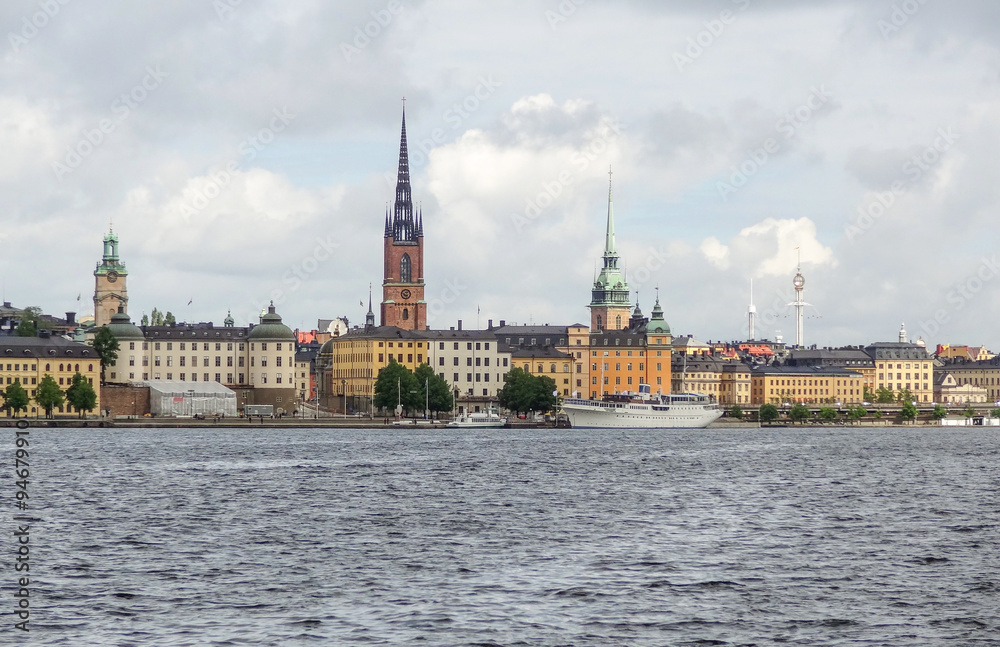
{"left": 561, "top": 385, "right": 722, "bottom": 429}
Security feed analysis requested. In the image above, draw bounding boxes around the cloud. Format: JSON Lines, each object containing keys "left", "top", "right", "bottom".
{"left": 700, "top": 217, "right": 836, "bottom": 277}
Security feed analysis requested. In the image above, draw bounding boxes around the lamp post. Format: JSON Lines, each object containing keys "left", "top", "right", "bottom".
{"left": 424, "top": 376, "right": 429, "bottom": 420}
{"left": 342, "top": 379, "right": 347, "bottom": 417}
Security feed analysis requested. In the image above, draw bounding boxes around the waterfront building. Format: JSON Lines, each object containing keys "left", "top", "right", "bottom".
{"left": 0, "top": 334, "right": 101, "bottom": 416}
{"left": 935, "top": 344, "right": 994, "bottom": 361}
{"left": 425, "top": 325, "right": 511, "bottom": 412}
{"left": 865, "top": 337, "right": 933, "bottom": 403}
{"left": 671, "top": 335, "right": 712, "bottom": 357}
{"left": 935, "top": 356, "right": 1000, "bottom": 403}
{"left": 786, "top": 347, "right": 876, "bottom": 394}
{"left": 933, "top": 370, "right": 988, "bottom": 405}
{"left": 94, "top": 228, "right": 128, "bottom": 327}
{"left": 381, "top": 105, "right": 426, "bottom": 330}
{"left": 750, "top": 365, "right": 864, "bottom": 406}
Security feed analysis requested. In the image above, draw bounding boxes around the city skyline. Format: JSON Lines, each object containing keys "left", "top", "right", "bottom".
{"left": 3, "top": 2, "right": 999, "bottom": 348}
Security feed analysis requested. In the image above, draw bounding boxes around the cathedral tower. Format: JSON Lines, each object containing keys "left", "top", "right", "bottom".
{"left": 381, "top": 103, "right": 426, "bottom": 330}
{"left": 588, "top": 169, "right": 631, "bottom": 331}
{"left": 94, "top": 228, "right": 128, "bottom": 327}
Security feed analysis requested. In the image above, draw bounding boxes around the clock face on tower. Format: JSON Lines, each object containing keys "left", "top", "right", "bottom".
{"left": 400, "top": 288, "right": 411, "bottom": 299}
{"left": 107, "top": 270, "right": 118, "bottom": 283}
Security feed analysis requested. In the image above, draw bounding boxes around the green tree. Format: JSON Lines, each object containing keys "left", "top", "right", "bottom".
{"left": 414, "top": 363, "right": 452, "bottom": 415}
{"left": 727, "top": 405, "right": 743, "bottom": 420}
{"left": 961, "top": 403, "right": 976, "bottom": 418}
{"left": 848, "top": 405, "right": 867, "bottom": 423}
{"left": 92, "top": 326, "right": 120, "bottom": 385}
{"left": 141, "top": 313, "right": 149, "bottom": 326}
{"left": 3, "top": 382, "right": 30, "bottom": 417}
{"left": 901, "top": 401, "right": 918, "bottom": 423}
{"left": 991, "top": 407, "right": 1000, "bottom": 419}
{"left": 531, "top": 374, "right": 559, "bottom": 413}
{"left": 164, "top": 311, "right": 176, "bottom": 326}
{"left": 896, "top": 388, "right": 914, "bottom": 404}
{"left": 863, "top": 385, "right": 875, "bottom": 403}
{"left": 35, "top": 375, "right": 65, "bottom": 418}
{"left": 373, "top": 359, "right": 420, "bottom": 414}
{"left": 759, "top": 403, "right": 779, "bottom": 424}
{"left": 498, "top": 367, "right": 534, "bottom": 414}
{"left": 15, "top": 306, "right": 42, "bottom": 337}
{"left": 932, "top": 404, "right": 948, "bottom": 420}
{"left": 875, "top": 386, "right": 895, "bottom": 404}
{"left": 150, "top": 308, "right": 164, "bottom": 326}
{"left": 872, "top": 409, "right": 883, "bottom": 421}
{"left": 65, "top": 373, "right": 98, "bottom": 418}
{"left": 818, "top": 407, "right": 838, "bottom": 422}
{"left": 788, "top": 403, "right": 811, "bottom": 424}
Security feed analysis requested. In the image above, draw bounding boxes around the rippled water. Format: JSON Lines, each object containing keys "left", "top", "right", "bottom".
{"left": 18, "top": 426, "right": 1000, "bottom": 645}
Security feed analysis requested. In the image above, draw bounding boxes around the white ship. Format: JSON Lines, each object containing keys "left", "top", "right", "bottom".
{"left": 561, "top": 385, "right": 722, "bottom": 429}
{"left": 447, "top": 408, "right": 508, "bottom": 428}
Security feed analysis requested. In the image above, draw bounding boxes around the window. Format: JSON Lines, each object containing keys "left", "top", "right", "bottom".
{"left": 276, "top": 357, "right": 282, "bottom": 367}
{"left": 439, "top": 357, "right": 444, "bottom": 366}
{"left": 129, "top": 342, "right": 135, "bottom": 350}
{"left": 166, "top": 343, "right": 172, "bottom": 351}
{"left": 400, "top": 253, "right": 412, "bottom": 283}
{"left": 402, "top": 308, "right": 409, "bottom": 321}
{"left": 276, "top": 343, "right": 282, "bottom": 351}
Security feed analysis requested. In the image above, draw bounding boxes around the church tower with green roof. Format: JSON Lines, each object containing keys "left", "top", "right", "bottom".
{"left": 588, "top": 170, "right": 631, "bottom": 331}
{"left": 94, "top": 228, "right": 128, "bottom": 327}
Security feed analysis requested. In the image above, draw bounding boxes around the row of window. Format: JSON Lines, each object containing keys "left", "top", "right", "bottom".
{"left": 132, "top": 341, "right": 287, "bottom": 351}
{"left": 438, "top": 356, "right": 506, "bottom": 367}
{"left": 0, "top": 363, "right": 93, "bottom": 373}
{"left": 437, "top": 342, "right": 492, "bottom": 351}
{"left": 879, "top": 373, "right": 929, "bottom": 381}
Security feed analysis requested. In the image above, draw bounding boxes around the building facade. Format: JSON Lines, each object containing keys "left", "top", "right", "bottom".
{"left": 588, "top": 172, "right": 631, "bottom": 332}
{"left": 94, "top": 229, "right": 128, "bottom": 328}
{"left": 866, "top": 341, "right": 933, "bottom": 403}
{"left": 750, "top": 365, "right": 865, "bottom": 406}
{"left": 0, "top": 335, "right": 101, "bottom": 416}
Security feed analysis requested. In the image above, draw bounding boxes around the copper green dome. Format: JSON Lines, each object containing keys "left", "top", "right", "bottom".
{"left": 105, "top": 309, "right": 145, "bottom": 341}
{"left": 647, "top": 294, "right": 671, "bottom": 335}
{"left": 247, "top": 302, "right": 295, "bottom": 341}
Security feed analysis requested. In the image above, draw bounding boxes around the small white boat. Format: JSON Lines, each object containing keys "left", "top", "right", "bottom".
{"left": 447, "top": 409, "right": 507, "bottom": 428}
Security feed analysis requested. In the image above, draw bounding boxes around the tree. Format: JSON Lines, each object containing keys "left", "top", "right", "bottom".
{"left": 991, "top": 407, "right": 1000, "bottom": 419}
{"left": 818, "top": 407, "right": 838, "bottom": 422}
{"left": 932, "top": 404, "right": 948, "bottom": 420}
{"left": 727, "top": 405, "right": 743, "bottom": 420}
{"left": 788, "top": 403, "right": 811, "bottom": 424}
{"left": 961, "top": 403, "right": 976, "bottom": 418}
{"left": 896, "top": 388, "right": 914, "bottom": 404}
{"left": 92, "top": 326, "right": 120, "bottom": 385}
{"left": 164, "top": 311, "right": 176, "bottom": 326}
{"left": 872, "top": 409, "right": 883, "bottom": 421}
{"left": 759, "top": 403, "right": 779, "bottom": 424}
{"left": 875, "top": 386, "right": 895, "bottom": 404}
{"left": 497, "top": 368, "right": 557, "bottom": 414}
{"left": 141, "top": 313, "right": 149, "bottom": 326}
{"left": 15, "top": 306, "right": 42, "bottom": 337}
{"left": 373, "top": 359, "right": 420, "bottom": 414}
{"left": 3, "top": 382, "right": 30, "bottom": 417}
{"left": 65, "top": 373, "right": 98, "bottom": 418}
{"left": 848, "top": 406, "right": 867, "bottom": 424}
{"left": 414, "top": 363, "right": 452, "bottom": 415}
{"left": 863, "top": 385, "right": 875, "bottom": 403}
{"left": 532, "top": 374, "right": 559, "bottom": 413}
{"left": 150, "top": 308, "right": 164, "bottom": 326}
{"left": 901, "top": 401, "right": 918, "bottom": 423}
{"left": 35, "top": 375, "right": 65, "bottom": 418}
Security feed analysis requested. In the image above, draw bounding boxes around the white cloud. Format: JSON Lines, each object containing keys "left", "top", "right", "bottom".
{"left": 700, "top": 217, "right": 836, "bottom": 277}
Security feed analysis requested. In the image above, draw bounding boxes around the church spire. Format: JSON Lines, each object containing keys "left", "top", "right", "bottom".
{"left": 604, "top": 165, "right": 617, "bottom": 256}
{"left": 366, "top": 284, "right": 375, "bottom": 328}
{"left": 388, "top": 99, "right": 415, "bottom": 242}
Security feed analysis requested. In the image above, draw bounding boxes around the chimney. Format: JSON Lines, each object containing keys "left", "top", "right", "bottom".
{"left": 458, "top": 320, "right": 462, "bottom": 331}
{"left": 487, "top": 319, "right": 493, "bottom": 329}
{"left": 66, "top": 312, "right": 76, "bottom": 326}
{"left": 499, "top": 320, "right": 505, "bottom": 327}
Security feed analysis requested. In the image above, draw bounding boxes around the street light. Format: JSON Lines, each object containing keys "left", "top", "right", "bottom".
{"left": 342, "top": 379, "right": 347, "bottom": 417}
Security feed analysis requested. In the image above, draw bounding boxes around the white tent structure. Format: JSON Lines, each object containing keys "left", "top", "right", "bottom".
{"left": 143, "top": 381, "right": 238, "bottom": 417}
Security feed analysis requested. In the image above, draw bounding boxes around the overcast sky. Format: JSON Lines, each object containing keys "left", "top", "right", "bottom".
{"left": 3, "top": 0, "right": 999, "bottom": 348}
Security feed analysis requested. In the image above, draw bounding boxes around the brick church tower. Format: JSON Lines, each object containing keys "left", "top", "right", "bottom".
{"left": 381, "top": 104, "right": 426, "bottom": 330}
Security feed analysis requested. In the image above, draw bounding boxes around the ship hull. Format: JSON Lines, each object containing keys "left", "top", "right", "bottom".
{"left": 562, "top": 398, "right": 722, "bottom": 429}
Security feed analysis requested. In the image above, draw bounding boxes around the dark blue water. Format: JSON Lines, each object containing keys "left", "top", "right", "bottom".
{"left": 14, "top": 426, "right": 1000, "bottom": 645}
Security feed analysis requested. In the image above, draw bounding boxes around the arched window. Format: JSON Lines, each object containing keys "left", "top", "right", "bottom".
{"left": 59, "top": 363, "right": 64, "bottom": 372}
{"left": 45, "top": 364, "right": 50, "bottom": 371}
{"left": 89, "top": 364, "right": 93, "bottom": 372}
{"left": 402, "top": 308, "right": 409, "bottom": 321}
{"left": 615, "top": 315, "right": 622, "bottom": 329}
{"left": 596, "top": 315, "right": 603, "bottom": 330}
{"left": 400, "top": 253, "right": 411, "bottom": 283}
{"left": 75, "top": 364, "right": 80, "bottom": 372}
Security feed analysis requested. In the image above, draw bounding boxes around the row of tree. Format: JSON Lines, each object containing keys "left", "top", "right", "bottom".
{"left": 141, "top": 308, "right": 176, "bottom": 327}
{"left": 747, "top": 401, "right": 997, "bottom": 424}
{"left": 370, "top": 362, "right": 561, "bottom": 416}
{"left": 2, "top": 373, "right": 98, "bottom": 418}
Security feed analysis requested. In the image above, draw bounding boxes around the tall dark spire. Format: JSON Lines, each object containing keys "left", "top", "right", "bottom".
{"left": 388, "top": 100, "right": 416, "bottom": 242}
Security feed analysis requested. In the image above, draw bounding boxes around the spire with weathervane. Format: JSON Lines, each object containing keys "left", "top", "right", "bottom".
{"left": 588, "top": 166, "right": 631, "bottom": 331}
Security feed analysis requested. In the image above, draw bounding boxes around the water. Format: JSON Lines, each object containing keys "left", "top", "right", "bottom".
{"left": 16, "top": 426, "right": 1000, "bottom": 645}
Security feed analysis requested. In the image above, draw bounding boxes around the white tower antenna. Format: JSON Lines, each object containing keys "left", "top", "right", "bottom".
{"left": 747, "top": 278, "right": 756, "bottom": 341}
{"left": 787, "top": 248, "right": 811, "bottom": 348}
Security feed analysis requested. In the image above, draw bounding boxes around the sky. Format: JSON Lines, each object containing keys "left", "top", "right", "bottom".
{"left": 3, "top": 0, "right": 1000, "bottom": 349}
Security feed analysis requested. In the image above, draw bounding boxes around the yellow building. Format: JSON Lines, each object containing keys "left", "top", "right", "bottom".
{"left": 866, "top": 342, "right": 933, "bottom": 403}
{"left": 750, "top": 366, "right": 865, "bottom": 406}
{"left": 0, "top": 336, "right": 101, "bottom": 417}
